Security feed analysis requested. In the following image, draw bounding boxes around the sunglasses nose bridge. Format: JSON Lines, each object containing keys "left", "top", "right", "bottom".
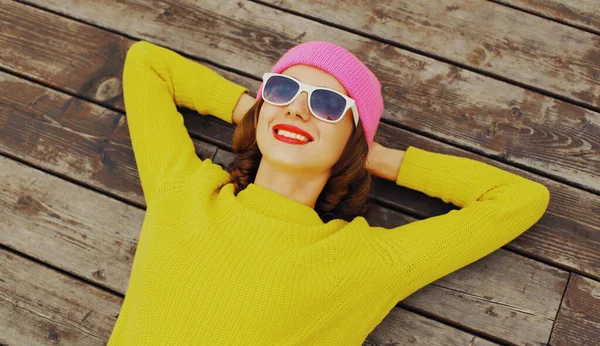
{"left": 297, "top": 89, "right": 309, "bottom": 103}
{"left": 286, "top": 90, "right": 312, "bottom": 121}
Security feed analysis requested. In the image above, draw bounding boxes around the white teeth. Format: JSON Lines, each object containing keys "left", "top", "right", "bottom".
{"left": 276, "top": 129, "right": 309, "bottom": 142}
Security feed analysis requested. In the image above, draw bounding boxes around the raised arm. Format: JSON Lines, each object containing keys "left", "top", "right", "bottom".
{"left": 122, "top": 40, "right": 249, "bottom": 204}
{"left": 365, "top": 145, "right": 550, "bottom": 301}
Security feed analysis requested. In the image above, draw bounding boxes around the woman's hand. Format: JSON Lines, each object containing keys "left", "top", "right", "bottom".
{"left": 366, "top": 141, "right": 406, "bottom": 182}
{"left": 232, "top": 91, "right": 255, "bottom": 125}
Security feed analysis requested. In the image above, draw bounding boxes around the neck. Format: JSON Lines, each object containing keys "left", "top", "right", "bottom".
{"left": 253, "top": 157, "right": 329, "bottom": 209}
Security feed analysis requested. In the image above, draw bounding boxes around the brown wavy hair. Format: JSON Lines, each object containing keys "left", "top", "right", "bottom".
{"left": 227, "top": 98, "right": 373, "bottom": 223}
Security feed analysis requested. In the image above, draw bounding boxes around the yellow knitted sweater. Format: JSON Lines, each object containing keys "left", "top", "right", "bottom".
{"left": 108, "top": 41, "right": 550, "bottom": 345}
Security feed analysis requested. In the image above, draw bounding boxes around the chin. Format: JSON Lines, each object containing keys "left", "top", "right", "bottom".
{"left": 258, "top": 131, "right": 327, "bottom": 170}
{"left": 266, "top": 150, "right": 312, "bottom": 169}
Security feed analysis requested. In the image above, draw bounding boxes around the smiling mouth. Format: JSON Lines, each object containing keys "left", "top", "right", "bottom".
{"left": 273, "top": 128, "right": 313, "bottom": 144}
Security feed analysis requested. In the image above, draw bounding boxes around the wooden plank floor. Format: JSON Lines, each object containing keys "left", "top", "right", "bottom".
{"left": 1, "top": 0, "right": 598, "bottom": 345}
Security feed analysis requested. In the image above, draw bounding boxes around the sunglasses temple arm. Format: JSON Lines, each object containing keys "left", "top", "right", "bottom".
{"left": 352, "top": 104, "right": 359, "bottom": 127}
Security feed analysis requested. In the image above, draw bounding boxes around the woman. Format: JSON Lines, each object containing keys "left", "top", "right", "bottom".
{"left": 109, "top": 40, "right": 550, "bottom": 345}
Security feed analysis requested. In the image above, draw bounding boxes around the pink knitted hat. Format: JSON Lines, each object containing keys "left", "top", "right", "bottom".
{"left": 256, "top": 41, "right": 384, "bottom": 145}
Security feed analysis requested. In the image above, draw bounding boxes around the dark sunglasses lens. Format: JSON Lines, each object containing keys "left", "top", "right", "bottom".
{"left": 310, "top": 89, "right": 346, "bottom": 121}
{"left": 264, "top": 75, "right": 299, "bottom": 104}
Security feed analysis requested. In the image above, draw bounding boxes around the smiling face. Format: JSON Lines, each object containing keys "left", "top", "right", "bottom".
{"left": 256, "top": 65, "right": 355, "bottom": 175}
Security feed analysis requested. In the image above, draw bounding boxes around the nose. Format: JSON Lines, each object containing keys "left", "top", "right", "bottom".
{"left": 285, "top": 91, "right": 311, "bottom": 121}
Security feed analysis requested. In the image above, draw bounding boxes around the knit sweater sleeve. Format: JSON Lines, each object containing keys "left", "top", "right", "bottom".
{"left": 122, "top": 40, "right": 249, "bottom": 204}
{"left": 366, "top": 146, "right": 550, "bottom": 300}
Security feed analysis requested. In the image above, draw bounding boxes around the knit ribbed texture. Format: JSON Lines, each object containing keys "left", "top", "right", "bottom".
{"left": 256, "top": 41, "right": 384, "bottom": 146}
{"left": 110, "top": 40, "right": 551, "bottom": 345}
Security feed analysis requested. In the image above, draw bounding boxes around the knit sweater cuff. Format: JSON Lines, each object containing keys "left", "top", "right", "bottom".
{"left": 202, "top": 76, "right": 249, "bottom": 124}
{"left": 396, "top": 146, "right": 440, "bottom": 194}
{"left": 395, "top": 146, "right": 520, "bottom": 208}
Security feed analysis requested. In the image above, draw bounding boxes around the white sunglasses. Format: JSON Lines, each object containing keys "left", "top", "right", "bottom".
{"left": 261, "top": 72, "right": 359, "bottom": 126}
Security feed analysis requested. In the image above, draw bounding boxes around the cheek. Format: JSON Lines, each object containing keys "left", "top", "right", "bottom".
{"left": 320, "top": 128, "right": 350, "bottom": 159}
{"left": 257, "top": 106, "right": 278, "bottom": 130}
{"left": 256, "top": 107, "right": 277, "bottom": 148}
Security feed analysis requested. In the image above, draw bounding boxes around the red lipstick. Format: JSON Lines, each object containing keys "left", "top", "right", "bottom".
{"left": 272, "top": 124, "right": 314, "bottom": 145}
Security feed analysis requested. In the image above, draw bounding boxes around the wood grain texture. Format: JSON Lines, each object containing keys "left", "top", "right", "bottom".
{"left": 1, "top": 2, "right": 598, "bottom": 283}
{"left": 10, "top": 0, "right": 600, "bottom": 193}
{"left": 0, "top": 150, "right": 511, "bottom": 345}
{"left": 4, "top": 60, "right": 595, "bottom": 303}
{"left": 0, "top": 146, "right": 565, "bottom": 345}
{"left": 495, "top": 0, "right": 600, "bottom": 35}
{"left": 0, "top": 71, "right": 217, "bottom": 208}
{"left": 263, "top": 0, "right": 600, "bottom": 109}
{"left": 1, "top": 6, "right": 599, "bottom": 284}
{"left": 0, "top": 151, "right": 145, "bottom": 293}
{"left": 0, "top": 249, "right": 498, "bottom": 346}
{"left": 402, "top": 251, "right": 567, "bottom": 345}
{"left": 1, "top": 0, "right": 598, "bottom": 343}
{"left": 363, "top": 307, "right": 498, "bottom": 346}
{"left": 371, "top": 124, "right": 600, "bottom": 282}
{"left": 1, "top": 3, "right": 598, "bottom": 285}
{"left": 549, "top": 274, "right": 600, "bottom": 346}
{"left": 0, "top": 248, "right": 122, "bottom": 345}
